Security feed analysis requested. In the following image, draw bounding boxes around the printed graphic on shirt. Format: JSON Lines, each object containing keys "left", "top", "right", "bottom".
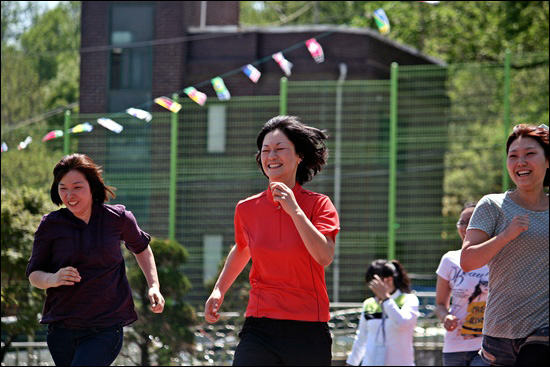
{"left": 460, "top": 279, "right": 488, "bottom": 335}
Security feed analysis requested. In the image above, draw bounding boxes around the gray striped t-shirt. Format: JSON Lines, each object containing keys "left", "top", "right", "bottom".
{"left": 468, "top": 191, "right": 549, "bottom": 339}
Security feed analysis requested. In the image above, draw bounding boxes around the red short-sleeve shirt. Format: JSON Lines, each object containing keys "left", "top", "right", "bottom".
{"left": 234, "top": 183, "right": 340, "bottom": 322}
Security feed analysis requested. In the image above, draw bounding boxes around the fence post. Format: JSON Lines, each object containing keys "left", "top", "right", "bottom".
{"left": 169, "top": 94, "right": 179, "bottom": 242}
{"left": 388, "top": 63, "right": 399, "bottom": 261}
{"left": 63, "top": 110, "right": 71, "bottom": 155}
{"left": 332, "top": 63, "right": 347, "bottom": 303}
{"left": 502, "top": 49, "right": 512, "bottom": 191}
{"left": 279, "top": 77, "right": 288, "bottom": 115}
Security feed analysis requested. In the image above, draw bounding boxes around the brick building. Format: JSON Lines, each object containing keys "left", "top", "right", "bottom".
{"left": 80, "top": 1, "right": 443, "bottom": 113}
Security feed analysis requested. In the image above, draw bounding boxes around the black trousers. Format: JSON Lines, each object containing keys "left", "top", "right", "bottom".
{"left": 233, "top": 317, "right": 332, "bottom": 366}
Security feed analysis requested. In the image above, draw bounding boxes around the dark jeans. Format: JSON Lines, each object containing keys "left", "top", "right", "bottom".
{"left": 46, "top": 323, "right": 123, "bottom": 366}
{"left": 443, "top": 351, "right": 489, "bottom": 366}
{"left": 480, "top": 326, "right": 549, "bottom": 366}
{"left": 233, "top": 317, "right": 332, "bottom": 366}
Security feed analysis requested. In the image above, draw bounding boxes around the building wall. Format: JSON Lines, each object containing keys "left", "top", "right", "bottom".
{"left": 80, "top": 1, "right": 111, "bottom": 113}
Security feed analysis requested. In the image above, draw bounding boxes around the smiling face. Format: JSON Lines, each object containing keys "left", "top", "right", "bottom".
{"left": 507, "top": 136, "right": 549, "bottom": 190}
{"left": 260, "top": 129, "right": 302, "bottom": 186}
{"left": 58, "top": 169, "right": 93, "bottom": 222}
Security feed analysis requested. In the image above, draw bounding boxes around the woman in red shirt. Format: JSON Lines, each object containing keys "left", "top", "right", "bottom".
{"left": 205, "top": 116, "right": 340, "bottom": 366}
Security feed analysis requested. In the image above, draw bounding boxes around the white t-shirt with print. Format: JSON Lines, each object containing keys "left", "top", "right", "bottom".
{"left": 436, "top": 250, "right": 489, "bottom": 353}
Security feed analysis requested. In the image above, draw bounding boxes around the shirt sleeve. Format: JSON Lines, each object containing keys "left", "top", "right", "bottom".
{"left": 234, "top": 204, "right": 249, "bottom": 250}
{"left": 121, "top": 209, "right": 151, "bottom": 254}
{"left": 312, "top": 196, "right": 340, "bottom": 240}
{"left": 26, "top": 215, "right": 53, "bottom": 278}
{"left": 468, "top": 195, "right": 499, "bottom": 237}
{"left": 383, "top": 294, "right": 419, "bottom": 330}
{"left": 346, "top": 310, "right": 369, "bottom": 366}
{"left": 435, "top": 253, "right": 451, "bottom": 281}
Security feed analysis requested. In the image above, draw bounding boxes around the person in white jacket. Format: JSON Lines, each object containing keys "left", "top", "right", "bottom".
{"left": 346, "top": 259, "right": 419, "bottom": 366}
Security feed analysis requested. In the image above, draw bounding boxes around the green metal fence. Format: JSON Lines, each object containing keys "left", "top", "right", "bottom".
{"left": 53, "top": 52, "right": 549, "bottom": 306}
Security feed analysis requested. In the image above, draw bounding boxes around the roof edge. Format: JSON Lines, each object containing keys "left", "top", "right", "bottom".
{"left": 188, "top": 25, "right": 446, "bottom": 66}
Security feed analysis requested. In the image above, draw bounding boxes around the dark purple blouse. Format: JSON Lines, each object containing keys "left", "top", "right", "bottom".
{"left": 26, "top": 202, "right": 150, "bottom": 328}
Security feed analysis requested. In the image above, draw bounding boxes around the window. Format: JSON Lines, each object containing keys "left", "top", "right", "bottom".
{"left": 109, "top": 3, "right": 153, "bottom": 111}
{"left": 203, "top": 235, "right": 223, "bottom": 282}
{"left": 207, "top": 105, "right": 227, "bottom": 153}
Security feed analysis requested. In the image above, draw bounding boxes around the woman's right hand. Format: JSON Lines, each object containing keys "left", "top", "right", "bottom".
{"left": 204, "top": 288, "right": 224, "bottom": 323}
{"left": 51, "top": 266, "right": 81, "bottom": 287}
{"left": 503, "top": 214, "right": 529, "bottom": 241}
{"left": 443, "top": 314, "right": 459, "bottom": 332}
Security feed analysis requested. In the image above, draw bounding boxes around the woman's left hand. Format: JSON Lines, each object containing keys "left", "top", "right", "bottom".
{"left": 270, "top": 182, "right": 299, "bottom": 215}
{"left": 148, "top": 286, "right": 165, "bottom": 313}
{"left": 368, "top": 274, "right": 391, "bottom": 301}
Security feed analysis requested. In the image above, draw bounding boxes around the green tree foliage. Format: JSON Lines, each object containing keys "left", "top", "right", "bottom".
{"left": 1, "top": 1, "right": 80, "bottom": 134}
{"left": 1, "top": 1, "right": 46, "bottom": 44}
{"left": 1, "top": 1, "right": 79, "bottom": 196}
{"left": 240, "top": 1, "right": 368, "bottom": 26}
{"left": 1, "top": 188, "right": 56, "bottom": 363}
{"left": 205, "top": 256, "right": 252, "bottom": 315}
{"left": 1, "top": 131, "right": 65, "bottom": 191}
{"left": 443, "top": 53, "right": 549, "bottom": 216}
{"left": 241, "top": 1, "right": 549, "bottom": 63}
{"left": 19, "top": 1, "right": 80, "bottom": 109}
{"left": 124, "top": 238, "right": 196, "bottom": 366}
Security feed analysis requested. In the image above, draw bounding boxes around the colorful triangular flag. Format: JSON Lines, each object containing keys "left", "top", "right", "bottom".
{"left": 126, "top": 108, "right": 152, "bottom": 122}
{"left": 42, "top": 130, "right": 64, "bottom": 142}
{"left": 18, "top": 136, "right": 32, "bottom": 150}
{"left": 155, "top": 97, "right": 182, "bottom": 113}
{"left": 374, "top": 9, "right": 390, "bottom": 35}
{"left": 211, "top": 77, "right": 231, "bottom": 101}
{"left": 242, "top": 64, "right": 261, "bottom": 83}
{"left": 69, "top": 122, "right": 94, "bottom": 134}
{"left": 272, "top": 52, "right": 293, "bottom": 77}
{"left": 184, "top": 87, "right": 207, "bottom": 106}
{"left": 97, "top": 118, "right": 123, "bottom": 134}
{"left": 306, "top": 38, "right": 324, "bottom": 63}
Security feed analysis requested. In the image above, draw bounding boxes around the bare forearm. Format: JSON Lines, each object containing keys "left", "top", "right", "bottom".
{"left": 29, "top": 271, "right": 54, "bottom": 290}
{"left": 215, "top": 245, "right": 250, "bottom": 295}
{"left": 134, "top": 246, "right": 160, "bottom": 289}
{"left": 435, "top": 304, "right": 450, "bottom": 322}
{"left": 461, "top": 232, "right": 509, "bottom": 272}
{"left": 290, "top": 210, "right": 334, "bottom": 266}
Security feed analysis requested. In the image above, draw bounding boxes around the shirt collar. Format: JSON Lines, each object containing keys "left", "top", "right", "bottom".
{"left": 376, "top": 289, "right": 402, "bottom": 302}
{"left": 63, "top": 201, "right": 100, "bottom": 226}
{"left": 266, "top": 182, "right": 303, "bottom": 207}
{"left": 390, "top": 289, "right": 403, "bottom": 299}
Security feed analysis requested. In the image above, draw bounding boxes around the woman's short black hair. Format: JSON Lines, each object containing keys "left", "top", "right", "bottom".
{"left": 461, "top": 202, "right": 477, "bottom": 212}
{"left": 365, "top": 259, "right": 412, "bottom": 293}
{"left": 50, "top": 154, "right": 116, "bottom": 205}
{"left": 255, "top": 116, "right": 328, "bottom": 185}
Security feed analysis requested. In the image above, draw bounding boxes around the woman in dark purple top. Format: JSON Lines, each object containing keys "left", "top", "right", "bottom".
{"left": 27, "top": 154, "right": 165, "bottom": 366}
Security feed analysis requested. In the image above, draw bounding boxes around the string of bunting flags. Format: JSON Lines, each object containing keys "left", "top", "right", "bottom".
{"left": 2, "top": 1, "right": 439, "bottom": 153}
{"left": 4, "top": 35, "right": 328, "bottom": 151}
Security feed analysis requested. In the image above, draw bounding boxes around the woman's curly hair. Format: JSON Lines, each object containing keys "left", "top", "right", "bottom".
{"left": 256, "top": 116, "right": 328, "bottom": 185}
